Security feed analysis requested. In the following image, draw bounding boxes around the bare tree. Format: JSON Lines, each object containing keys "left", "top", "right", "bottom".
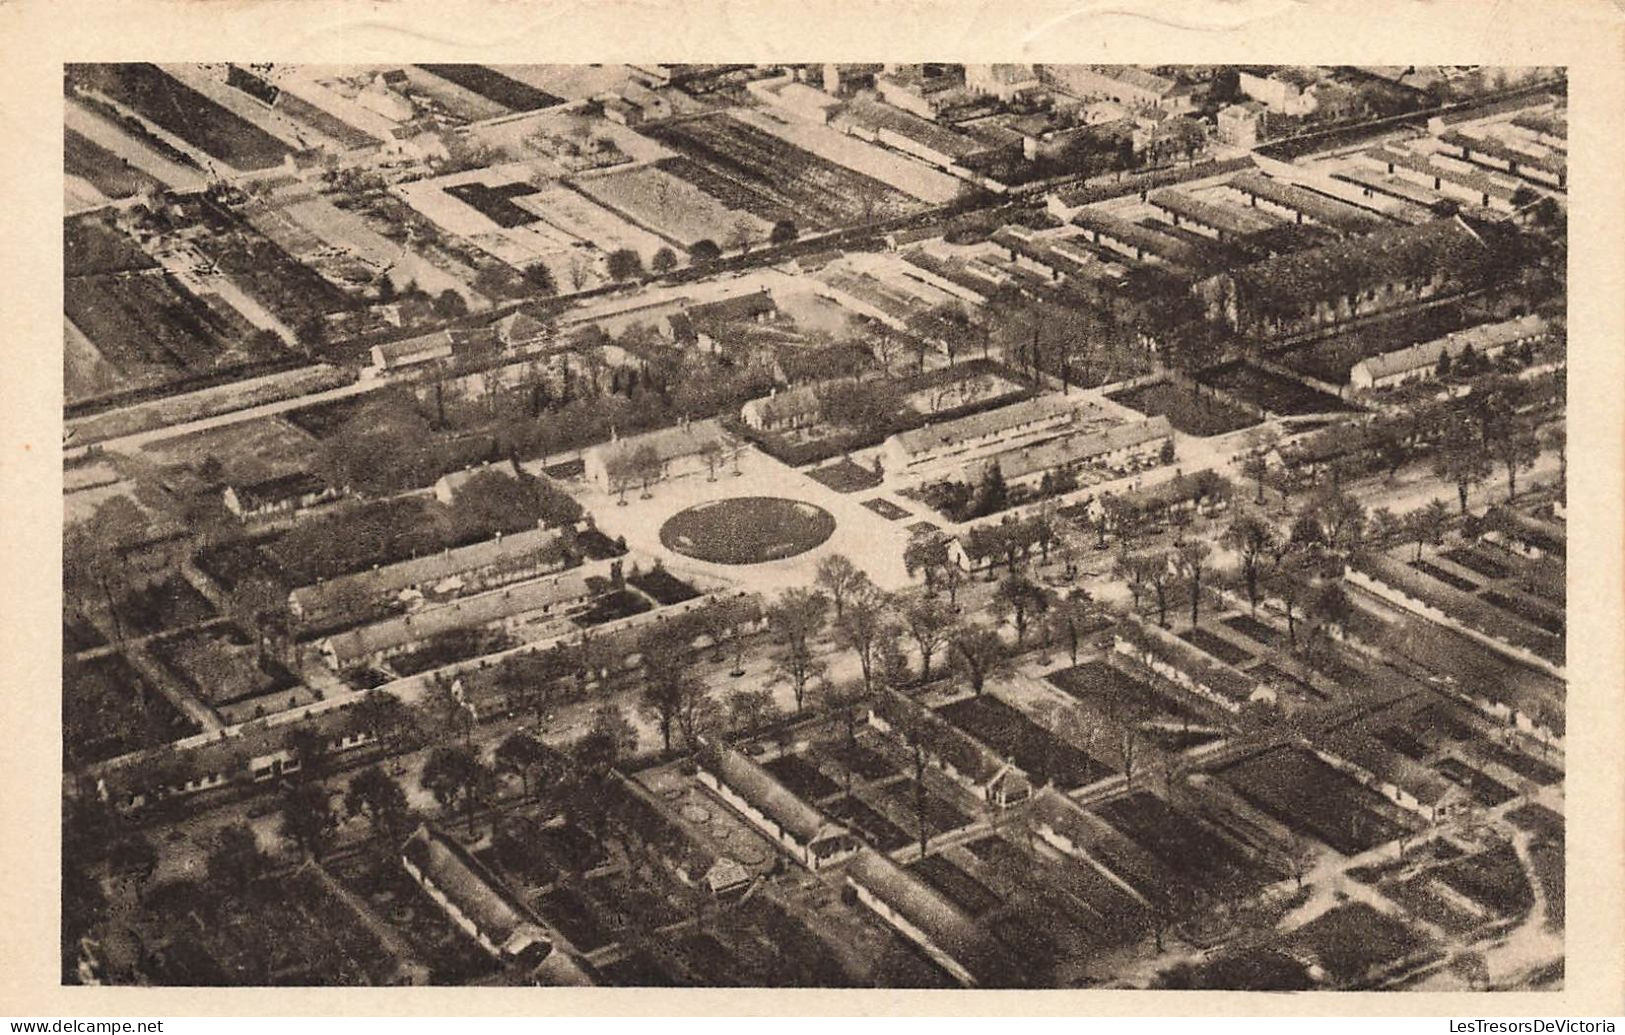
{"left": 815, "top": 553, "right": 866, "bottom": 622}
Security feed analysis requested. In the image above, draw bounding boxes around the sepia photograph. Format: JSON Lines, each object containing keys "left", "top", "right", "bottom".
{"left": 52, "top": 57, "right": 1579, "bottom": 997}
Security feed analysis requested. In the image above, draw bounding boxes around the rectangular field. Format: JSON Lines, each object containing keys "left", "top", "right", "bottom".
{"left": 825, "top": 794, "right": 912, "bottom": 852}
{"left": 1107, "top": 379, "right": 1261, "bottom": 437}
{"left": 193, "top": 202, "right": 358, "bottom": 332}
{"left": 571, "top": 164, "right": 771, "bottom": 249}
{"left": 1180, "top": 626, "right": 1254, "bottom": 666}
{"left": 65, "top": 273, "right": 251, "bottom": 379}
{"left": 1441, "top": 546, "right": 1513, "bottom": 581}
{"left": 1474, "top": 742, "right": 1562, "bottom": 786}
{"left": 1194, "top": 361, "right": 1357, "bottom": 416}
{"left": 642, "top": 114, "right": 927, "bottom": 231}
{"left": 64, "top": 652, "right": 201, "bottom": 764}
{"left": 66, "top": 130, "right": 165, "bottom": 200}
{"left": 1092, "top": 791, "right": 1262, "bottom": 896}
{"left": 1046, "top": 660, "right": 1209, "bottom": 725}
{"left": 937, "top": 694, "right": 1113, "bottom": 791}
{"left": 67, "top": 63, "right": 292, "bottom": 171}
{"left": 271, "top": 89, "right": 382, "bottom": 149}
{"left": 1222, "top": 747, "right": 1410, "bottom": 855}
{"left": 150, "top": 626, "right": 299, "bottom": 707}
{"left": 535, "top": 886, "right": 615, "bottom": 952}
{"left": 510, "top": 186, "right": 670, "bottom": 262}
{"left": 872, "top": 779, "right": 975, "bottom": 840}
{"left": 1480, "top": 588, "right": 1564, "bottom": 636}
{"left": 654, "top": 156, "right": 794, "bottom": 226}
{"left": 65, "top": 216, "right": 157, "bottom": 277}
{"left": 729, "top": 107, "right": 965, "bottom": 204}
{"left": 65, "top": 98, "right": 207, "bottom": 192}
{"left": 1222, "top": 613, "right": 1282, "bottom": 647}
{"left": 1433, "top": 757, "right": 1516, "bottom": 806}
{"left": 908, "top": 855, "right": 1002, "bottom": 916}
{"left": 1411, "top": 558, "right": 1478, "bottom": 592}
{"left": 763, "top": 753, "right": 841, "bottom": 802}
{"left": 416, "top": 65, "right": 565, "bottom": 111}
{"left": 822, "top": 738, "right": 904, "bottom": 782}
{"left": 445, "top": 181, "right": 542, "bottom": 228}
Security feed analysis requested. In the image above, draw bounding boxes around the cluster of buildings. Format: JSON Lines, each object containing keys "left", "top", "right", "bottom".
{"left": 694, "top": 744, "right": 862, "bottom": 870}
{"left": 581, "top": 418, "right": 734, "bottom": 492}
{"left": 1348, "top": 313, "right": 1548, "bottom": 391}
{"left": 288, "top": 523, "right": 574, "bottom": 631}
{"left": 401, "top": 825, "right": 595, "bottom": 984}
{"left": 963, "top": 415, "right": 1173, "bottom": 492}
{"left": 878, "top": 395, "right": 1094, "bottom": 477}
{"left": 1194, "top": 215, "right": 1492, "bottom": 337}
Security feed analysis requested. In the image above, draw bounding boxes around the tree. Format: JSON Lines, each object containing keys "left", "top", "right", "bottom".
{"left": 1120, "top": 721, "right": 1143, "bottom": 791}
{"left": 726, "top": 688, "right": 779, "bottom": 735}
{"left": 432, "top": 289, "right": 468, "bottom": 319}
{"left": 1174, "top": 539, "right": 1213, "bottom": 627}
{"left": 1286, "top": 833, "right": 1319, "bottom": 891}
{"left": 494, "top": 732, "right": 562, "bottom": 800}
{"left": 993, "top": 572, "right": 1048, "bottom": 646}
{"left": 1307, "top": 581, "right": 1353, "bottom": 642}
{"left": 64, "top": 496, "right": 146, "bottom": 644}
{"left": 106, "top": 834, "right": 159, "bottom": 892}
{"left": 901, "top": 593, "right": 956, "bottom": 682}
{"left": 835, "top": 586, "right": 890, "bottom": 695}
{"left": 1142, "top": 550, "right": 1175, "bottom": 628}
{"left": 631, "top": 442, "right": 664, "bottom": 498}
{"left": 1242, "top": 452, "right": 1270, "bottom": 504}
{"left": 1422, "top": 498, "right": 1452, "bottom": 554}
{"left": 344, "top": 766, "right": 411, "bottom": 844}
{"left": 1049, "top": 593, "right": 1098, "bottom": 667}
{"left": 606, "top": 248, "right": 643, "bottom": 281}
{"left": 823, "top": 677, "right": 877, "bottom": 753}
{"left": 1222, "top": 513, "right": 1278, "bottom": 615}
{"left": 815, "top": 553, "right": 866, "bottom": 621}
{"left": 970, "top": 462, "right": 1010, "bottom": 520}
{"left": 1265, "top": 548, "right": 1309, "bottom": 646}
{"left": 278, "top": 781, "right": 338, "bottom": 860}
{"left": 283, "top": 725, "right": 331, "bottom": 785}
{"left": 604, "top": 451, "right": 638, "bottom": 505}
{"left": 1433, "top": 413, "right": 1493, "bottom": 513}
{"left": 1369, "top": 506, "right": 1402, "bottom": 546}
{"left": 674, "top": 678, "right": 720, "bottom": 751}
{"left": 1304, "top": 485, "right": 1367, "bottom": 553}
{"left": 205, "top": 822, "right": 267, "bottom": 894}
{"left": 347, "top": 689, "right": 415, "bottom": 760}
{"left": 523, "top": 263, "right": 557, "bottom": 295}
{"left": 1403, "top": 508, "right": 1431, "bottom": 562}
{"left": 421, "top": 743, "right": 492, "bottom": 836}
{"left": 688, "top": 239, "right": 721, "bottom": 265}
{"left": 951, "top": 624, "right": 1008, "bottom": 694}
{"left": 1489, "top": 419, "right": 1540, "bottom": 501}
{"left": 585, "top": 703, "right": 638, "bottom": 764}
{"left": 726, "top": 216, "right": 756, "bottom": 254}
{"left": 699, "top": 439, "right": 724, "bottom": 482}
{"left": 650, "top": 247, "right": 678, "bottom": 274}
{"left": 566, "top": 255, "right": 592, "bottom": 292}
{"left": 1030, "top": 509, "right": 1059, "bottom": 566}
{"left": 417, "top": 674, "right": 474, "bottom": 745}
{"left": 1540, "top": 424, "right": 1566, "bottom": 485}
{"left": 766, "top": 588, "right": 830, "bottom": 711}
{"left": 769, "top": 219, "right": 798, "bottom": 246}
{"left": 903, "top": 529, "right": 952, "bottom": 596}
{"left": 637, "top": 625, "right": 695, "bottom": 754}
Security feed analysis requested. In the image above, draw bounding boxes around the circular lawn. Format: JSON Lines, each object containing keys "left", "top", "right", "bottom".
{"left": 659, "top": 497, "right": 836, "bottom": 565}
